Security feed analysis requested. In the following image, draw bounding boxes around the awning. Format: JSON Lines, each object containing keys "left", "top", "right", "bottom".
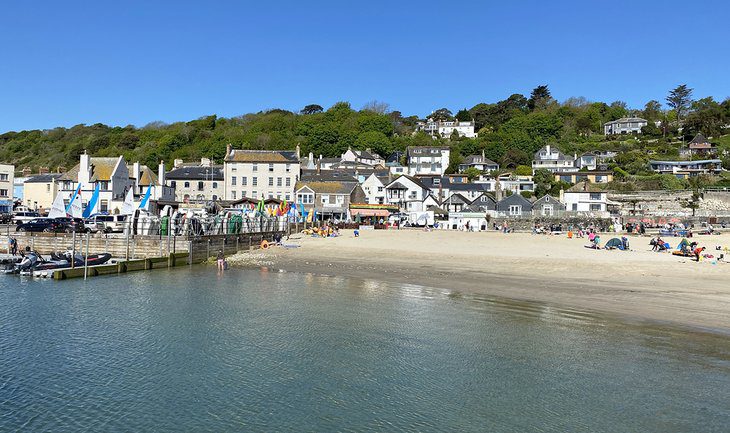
{"left": 350, "top": 209, "right": 390, "bottom": 217}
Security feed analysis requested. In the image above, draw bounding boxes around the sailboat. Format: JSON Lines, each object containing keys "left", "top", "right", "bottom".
{"left": 121, "top": 188, "right": 136, "bottom": 215}
{"left": 48, "top": 192, "right": 68, "bottom": 219}
{"left": 67, "top": 184, "right": 83, "bottom": 219}
{"left": 82, "top": 183, "right": 100, "bottom": 218}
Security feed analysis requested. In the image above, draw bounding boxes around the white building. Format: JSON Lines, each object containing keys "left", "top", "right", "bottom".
{"left": 603, "top": 117, "right": 648, "bottom": 135}
{"left": 384, "top": 175, "right": 431, "bottom": 212}
{"left": 416, "top": 119, "right": 477, "bottom": 138}
{"left": 59, "top": 154, "right": 134, "bottom": 214}
{"left": 341, "top": 147, "right": 385, "bottom": 166}
{"left": 458, "top": 151, "right": 499, "bottom": 172}
{"left": 474, "top": 173, "right": 535, "bottom": 196}
{"left": 406, "top": 146, "right": 450, "bottom": 176}
{"left": 361, "top": 173, "right": 389, "bottom": 204}
{"left": 0, "top": 164, "right": 15, "bottom": 213}
{"left": 562, "top": 181, "right": 608, "bottom": 214}
{"left": 532, "top": 144, "right": 577, "bottom": 173}
{"left": 223, "top": 145, "right": 301, "bottom": 201}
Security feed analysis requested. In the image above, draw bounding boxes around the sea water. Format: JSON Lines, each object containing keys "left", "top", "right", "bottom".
{"left": 1, "top": 267, "right": 729, "bottom": 432}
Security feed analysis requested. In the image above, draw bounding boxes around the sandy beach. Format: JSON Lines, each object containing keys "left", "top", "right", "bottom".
{"left": 232, "top": 229, "right": 730, "bottom": 332}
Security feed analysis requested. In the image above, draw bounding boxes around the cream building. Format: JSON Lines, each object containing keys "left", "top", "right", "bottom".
{"left": 166, "top": 158, "right": 224, "bottom": 203}
{"left": 223, "top": 145, "right": 301, "bottom": 201}
{"left": 23, "top": 173, "right": 62, "bottom": 213}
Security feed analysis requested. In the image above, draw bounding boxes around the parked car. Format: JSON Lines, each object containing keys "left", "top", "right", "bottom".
{"left": 16, "top": 218, "right": 64, "bottom": 233}
{"left": 12, "top": 211, "right": 41, "bottom": 225}
{"left": 86, "top": 214, "right": 128, "bottom": 233}
{"left": 53, "top": 217, "right": 88, "bottom": 233}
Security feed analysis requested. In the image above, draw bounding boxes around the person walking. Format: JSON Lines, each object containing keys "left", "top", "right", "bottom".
{"left": 216, "top": 249, "right": 226, "bottom": 271}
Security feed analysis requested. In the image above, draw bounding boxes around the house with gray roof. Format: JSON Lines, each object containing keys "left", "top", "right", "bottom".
{"left": 532, "top": 144, "right": 577, "bottom": 173}
{"left": 385, "top": 175, "right": 431, "bottom": 212}
{"left": 166, "top": 161, "right": 224, "bottom": 203}
{"left": 495, "top": 193, "right": 532, "bottom": 217}
{"left": 532, "top": 195, "right": 566, "bottom": 217}
{"left": 603, "top": 117, "right": 648, "bottom": 135}
{"left": 458, "top": 151, "right": 499, "bottom": 173}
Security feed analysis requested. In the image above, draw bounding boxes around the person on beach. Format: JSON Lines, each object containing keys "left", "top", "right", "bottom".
{"left": 10, "top": 237, "right": 17, "bottom": 256}
{"left": 693, "top": 246, "right": 705, "bottom": 262}
{"left": 216, "top": 249, "right": 225, "bottom": 271}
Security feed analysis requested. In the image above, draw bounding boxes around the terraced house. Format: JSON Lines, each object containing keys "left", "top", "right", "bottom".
{"left": 223, "top": 145, "right": 301, "bottom": 201}
{"left": 294, "top": 180, "right": 366, "bottom": 221}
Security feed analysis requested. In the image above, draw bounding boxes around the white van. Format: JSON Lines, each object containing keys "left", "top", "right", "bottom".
{"left": 85, "top": 214, "right": 128, "bottom": 233}
{"left": 13, "top": 211, "right": 42, "bottom": 225}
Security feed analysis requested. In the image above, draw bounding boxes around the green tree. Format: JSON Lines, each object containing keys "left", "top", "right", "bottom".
{"left": 462, "top": 167, "right": 482, "bottom": 180}
{"left": 429, "top": 108, "right": 453, "bottom": 121}
{"left": 666, "top": 84, "right": 693, "bottom": 123}
{"left": 642, "top": 100, "right": 663, "bottom": 121}
{"left": 455, "top": 109, "right": 472, "bottom": 121}
{"left": 528, "top": 85, "right": 553, "bottom": 111}
{"left": 532, "top": 168, "right": 555, "bottom": 197}
{"left": 301, "top": 104, "right": 323, "bottom": 115}
{"left": 355, "top": 131, "right": 392, "bottom": 158}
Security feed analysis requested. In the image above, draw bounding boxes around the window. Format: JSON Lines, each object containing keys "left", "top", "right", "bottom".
{"left": 297, "top": 193, "right": 314, "bottom": 204}
{"left": 285, "top": 194, "right": 290, "bottom": 200}
{"left": 231, "top": 191, "right": 236, "bottom": 199}
{"left": 170, "top": 181, "right": 176, "bottom": 189}
{"left": 251, "top": 191, "right": 257, "bottom": 198}
{"left": 268, "top": 193, "right": 273, "bottom": 199}
{"left": 285, "top": 164, "right": 291, "bottom": 173}
{"left": 377, "top": 186, "right": 383, "bottom": 192}
{"left": 589, "top": 192, "right": 601, "bottom": 200}
{"left": 195, "top": 181, "right": 202, "bottom": 191}
{"left": 46, "top": 184, "right": 51, "bottom": 192}
{"left": 100, "top": 181, "right": 109, "bottom": 190}
{"left": 268, "top": 177, "right": 274, "bottom": 187}
{"left": 0, "top": 174, "right": 8, "bottom": 181}
{"left": 241, "top": 177, "right": 247, "bottom": 186}
{"left": 285, "top": 178, "right": 291, "bottom": 187}
{"left": 100, "top": 200, "right": 108, "bottom": 212}
{"left": 231, "top": 176, "right": 237, "bottom": 186}
{"left": 541, "top": 205, "right": 553, "bottom": 216}
{"left": 252, "top": 177, "right": 258, "bottom": 186}
{"left": 0, "top": 189, "right": 7, "bottom": 197}
{"left": 572, "top": 203, "right": 578, "bottom": 211}
{"left": 212, "top": 182, "right": 218, "bottom": 188}
{"left": 268, "top": 163, "right": 274, "bottom": 172}
{"left": 277, "top": 177, "right": 282, "bottom": 187}
{"left": 321, "top": 195, "right": 329, "bottom": 204}
{"left": 590, "top": 204, "right": 602, "bottom": 211}
{"left": 433, "top": 178, "right": 440, "bottom": 186}
{"left": 184, "top": 181, "right": 190, "bottom": 188}
{"left": 509, "top": 205, "right": 521, "bottom": 216}
{"left": 231, "top": 166, "right": 237, "bottom": 172}
{"left": 252, "top": 164, "right": 258, "bottom": 172}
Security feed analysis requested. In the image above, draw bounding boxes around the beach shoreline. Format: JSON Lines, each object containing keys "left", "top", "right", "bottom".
{"left": 229, "top": 229, "right": 730, "bottom": 332}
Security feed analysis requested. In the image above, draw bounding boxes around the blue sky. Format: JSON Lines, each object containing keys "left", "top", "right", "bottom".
{"left": 1, "top": 0, "right": 728, "bottom": 131}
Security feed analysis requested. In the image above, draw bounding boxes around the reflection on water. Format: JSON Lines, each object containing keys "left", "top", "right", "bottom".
{"left": 1, "top": 267, "right": 729, "bottom": 432}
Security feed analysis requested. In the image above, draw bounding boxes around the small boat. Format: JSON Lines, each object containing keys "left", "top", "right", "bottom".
{"left": 5, "top": 251, "right": 113, "bottom": 275}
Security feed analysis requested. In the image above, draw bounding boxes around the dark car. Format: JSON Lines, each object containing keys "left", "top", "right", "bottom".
{"left": 53, "top": 217, "right": 88, "bottom": 233}
{"left": 16, "top": 218, "right": 64, "bottom": 233}
{"left": 0, "top": 213, "right": 13, "bottom": 224}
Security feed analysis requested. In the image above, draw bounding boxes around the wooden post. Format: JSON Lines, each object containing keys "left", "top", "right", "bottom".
{"left": 83, "top": 231, "right": 90, "bottom": 280}
{"left": 188, "top": 240, "right": 193, "bottom": 265}
{"left": 71, "top": 231, "right": 76, "bottom": 269}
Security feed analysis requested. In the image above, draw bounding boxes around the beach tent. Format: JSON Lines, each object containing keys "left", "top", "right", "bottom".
{"left": 604, "top": 238, "right": 625, "bottom": 250}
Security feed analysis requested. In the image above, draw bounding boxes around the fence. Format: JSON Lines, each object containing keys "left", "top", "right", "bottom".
{"left": 4, "top": 215, "right": 288, "bottom": 264}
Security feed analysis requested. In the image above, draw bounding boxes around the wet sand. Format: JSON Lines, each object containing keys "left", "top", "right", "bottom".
{"left": 232, "top": 229, "right": 730, "bottom": 332}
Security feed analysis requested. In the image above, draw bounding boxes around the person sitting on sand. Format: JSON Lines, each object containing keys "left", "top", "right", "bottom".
{"left": 216, "top": 249, "right": 225, "bottom": 270}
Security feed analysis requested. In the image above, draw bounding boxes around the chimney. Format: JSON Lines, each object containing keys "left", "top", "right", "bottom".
{"left": 38, "top": 166, "right": 49, "bottom": 174}
{"left": 79, "top": 152, "right": 91, "bottom": 185}
{"left": 57, "top": 166, "right": 66, "bottom": 173}
{"left": 545, "top": 144, "right": 551, "bottom": 155}
{"left": 226, "top": 143, "right": 232, "bottom": 159}
{"left": 22, "top": 167, "right": 32, "bottom": 177}
{"left": 295, "top": 143, "right": 301, "bottom": 160}
{"left": 133, "top": 162, "right": 141, "bottom": 187}
{"left": 174, "top": 159, "right": 183, "bottom": 168}
{"left": 200, "top": 157, "right": 211, "bottom": 167}
{"left": 559, "top": 187, "right": 565, "bottom": 202}
{"left": 158, "top": 161, "right": 165, "bottom": 186}
{"left": 481, "top": 149, "right": 485, "bottom": 160}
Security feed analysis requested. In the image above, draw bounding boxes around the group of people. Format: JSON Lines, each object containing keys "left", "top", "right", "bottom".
{"left": 302, "top": 224, "right": 340, "bottom": 238}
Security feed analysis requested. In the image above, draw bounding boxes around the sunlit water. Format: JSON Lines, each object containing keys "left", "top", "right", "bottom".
{"left": 1, "top": 267, "right": 729, "bottom": 432}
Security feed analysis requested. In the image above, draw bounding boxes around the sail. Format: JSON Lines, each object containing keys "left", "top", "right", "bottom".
{"left": 67, "top": 184, "right": 83, "bottom": 218}
{"left": 138, "top": 185, "right": 152, "bottom": 211}
{"left": 121, "top": 188, "right": 135, "bottom": 215}
{"left": 48, "top": 193, "right": 67, "bottom": 218}
{"left": 83, "top": 183, "right": 100, "bottom": 218}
